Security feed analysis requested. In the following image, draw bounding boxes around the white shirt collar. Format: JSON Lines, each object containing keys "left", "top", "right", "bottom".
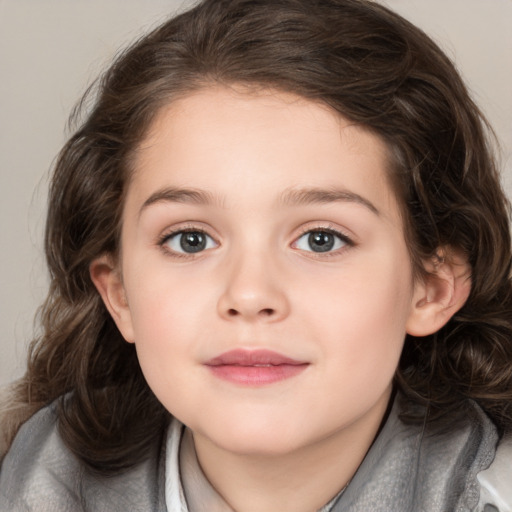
{"left": 164, "top": 417, "right": 189, "bottom": 511}
{"left": 164, "top": 417, "right": 345, "bottom": 512}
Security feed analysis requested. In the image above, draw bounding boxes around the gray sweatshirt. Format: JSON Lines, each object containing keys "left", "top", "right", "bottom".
{"left": 0, "top": 398, "right": 509, "bottom": 511}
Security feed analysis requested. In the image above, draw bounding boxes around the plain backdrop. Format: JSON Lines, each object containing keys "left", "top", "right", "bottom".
{"left": 1, "top": 0, "right": 511, "bottom": 385}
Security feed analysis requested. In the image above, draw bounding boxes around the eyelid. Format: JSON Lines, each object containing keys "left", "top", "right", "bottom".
{"left": 296, "top": 222, "right": 354, "bottom": 242}
{"left": 291, "top": 224, "right": 355, "bottom": 254}
{"left": 157, "top": 224, "right": 219, "bottom": 257}
{"left": 155, "top": 222, "right": 354, "bottom": 258}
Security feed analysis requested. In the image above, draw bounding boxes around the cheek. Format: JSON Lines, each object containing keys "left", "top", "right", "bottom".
{"left": 301, "top": 249, "right": 414, "bottom": 371}
{"left": 126, "top": 259, "right": 207, "bottom": 326}
{"left": 306, "top": 250, "right": 412, "bottom": 322}
{"left": 125, "top": 283, "right": 203, "bottom": 412}
{"left": 123, "top": 267, "right": 216, "bottom": 372}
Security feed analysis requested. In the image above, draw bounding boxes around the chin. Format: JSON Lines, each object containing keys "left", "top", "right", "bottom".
{"left": 198, "top": 415, "right": 318, "bottom": 457}
{"left": 220, "top": 433, "right": 306, "bottom": 457}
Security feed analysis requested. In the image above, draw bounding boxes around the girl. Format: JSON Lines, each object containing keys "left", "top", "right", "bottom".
{"left": 1, "top": 0, "right": 511, "bottom": 510}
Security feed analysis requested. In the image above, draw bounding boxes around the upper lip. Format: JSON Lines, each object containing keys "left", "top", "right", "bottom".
{"left": 205, "top": 349, "right": 307, "bottom": 366}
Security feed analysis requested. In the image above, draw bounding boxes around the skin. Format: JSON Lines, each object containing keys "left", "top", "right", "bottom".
{"left": 92, "top": 86, "right": 470, "bottom": 512}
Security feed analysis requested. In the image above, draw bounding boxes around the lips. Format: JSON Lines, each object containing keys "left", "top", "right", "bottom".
{"left": 205, "top": 349, "right": 309, "bottom": 386}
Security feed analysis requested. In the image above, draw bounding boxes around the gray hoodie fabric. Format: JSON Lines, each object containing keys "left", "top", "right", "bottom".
{"left": 0, "top": 397, "right": 508, "bottom": 511}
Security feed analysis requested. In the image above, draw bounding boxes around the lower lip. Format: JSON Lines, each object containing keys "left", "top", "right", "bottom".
{"left": 207, "top": 364, "right": 308, "bottom": 386}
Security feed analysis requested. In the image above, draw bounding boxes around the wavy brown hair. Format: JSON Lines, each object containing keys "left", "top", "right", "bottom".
{"left": 3, "top": 0, "right": 512, "bottom": 472}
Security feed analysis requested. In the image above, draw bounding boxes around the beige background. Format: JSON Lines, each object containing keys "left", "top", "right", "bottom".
{"left": 1, "top": 0, "right": 511, "bottom": 385}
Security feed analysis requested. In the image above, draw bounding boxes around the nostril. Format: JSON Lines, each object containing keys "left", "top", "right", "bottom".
{"left": 223, "top": 307, "right": 277, "bottom": 318}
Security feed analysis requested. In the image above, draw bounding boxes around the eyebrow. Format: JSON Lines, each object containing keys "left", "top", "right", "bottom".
{"left": 139, "top": 187, "right": 223, "bottom": 217}
{"left": 139, "top": 185, "right": 379, "bottom": 216}
{"left": 279, "top": 187, "right": 379, "bottom": 215}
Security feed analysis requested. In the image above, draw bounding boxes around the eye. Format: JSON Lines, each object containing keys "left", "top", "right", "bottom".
{"left": 293, "top": 229, "right": 350, "bottom": 253}
{"left": 162, "top": 230, "right": 217, "bottom": 254}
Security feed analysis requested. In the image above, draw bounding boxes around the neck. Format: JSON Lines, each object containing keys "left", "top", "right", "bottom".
{"left": 192, "top": 394, "right": 391, "bottom": 512}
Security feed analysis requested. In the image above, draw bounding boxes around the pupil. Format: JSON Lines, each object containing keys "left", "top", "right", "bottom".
{"left": 308, "top": 231, "right": 334, "bottom": 252}
{"left": 180, "top": 232, "right": 206, "bottom": 253}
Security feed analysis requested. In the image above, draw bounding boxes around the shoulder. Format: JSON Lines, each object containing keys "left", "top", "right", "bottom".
{"left": 0, "top": 400, "right": 84, "bottom": 510}
{"left": 0, "top": 400, "right": 167, "bottom": 511}
{"left": 337, "top": 398, "right": 504, "bottom": 512}
{"left": 420, "top": 401, "right": 512, "bottom": 512}
{"left": 415, "top": 400, "right": 510, "bottom": 511}
{"left": 477, "top": 435, "right": 512, "bottom": 511}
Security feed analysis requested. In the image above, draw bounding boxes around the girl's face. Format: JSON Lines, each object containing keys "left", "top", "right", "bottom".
{"left": 102, "top": 87, "right": 426, "bottom": 456}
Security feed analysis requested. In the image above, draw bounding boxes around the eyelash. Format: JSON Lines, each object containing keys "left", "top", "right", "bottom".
{"left": 293, "top": 225, "right": 354, "bottom": 257}
{"left": 157, "top": 224, "right": 354, "bottom": 259}
{"left": 158, "top": 226, "right": 218, "bottom": 259}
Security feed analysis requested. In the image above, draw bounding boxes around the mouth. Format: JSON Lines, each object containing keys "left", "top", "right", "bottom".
{"left": 204, "top": 349, "right": 309, "bottom": 386}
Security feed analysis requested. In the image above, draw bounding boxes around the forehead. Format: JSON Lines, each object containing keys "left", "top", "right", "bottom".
{"left": 128, "top": 86, "right": 400, "bottom": 220}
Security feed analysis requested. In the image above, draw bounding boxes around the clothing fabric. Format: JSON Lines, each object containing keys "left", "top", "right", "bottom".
{"left": 0, "top": 398, "right": 510, "bottom": 511}
{"left": 175, "top": 426, "right": 345, "bottom": 511}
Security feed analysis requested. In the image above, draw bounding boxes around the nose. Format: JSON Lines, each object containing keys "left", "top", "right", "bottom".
{"left": 217, "top": 251, "right": 290, "bottom": 323}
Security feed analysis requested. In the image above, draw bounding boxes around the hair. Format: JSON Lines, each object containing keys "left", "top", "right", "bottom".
{"left": 2, "top": 0, "right": 512, "bottom": 473}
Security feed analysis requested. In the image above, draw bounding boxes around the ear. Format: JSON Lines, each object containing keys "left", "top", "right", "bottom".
{"left": 90, "top": 255, "right": 135, "bottom": 343}
{"left": 406, "top": 248, "right": 471, "bottom": 337}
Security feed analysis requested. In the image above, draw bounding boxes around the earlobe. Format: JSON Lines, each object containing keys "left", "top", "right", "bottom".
{"left": 406, "top": 249, "right": 471, "bottom": 337}
{"left": 90, "top": 255, "right": 135, "bottom": 343}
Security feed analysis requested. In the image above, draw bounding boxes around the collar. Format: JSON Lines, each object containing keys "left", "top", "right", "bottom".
{"left": 165, "top": 421, "right": 345, "bottom": 512}
{"left": 331, "top": 399, "right": 498, "bottom": 511}
{"left": 164, "top": 399, "right": 498, "bottom": 512}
